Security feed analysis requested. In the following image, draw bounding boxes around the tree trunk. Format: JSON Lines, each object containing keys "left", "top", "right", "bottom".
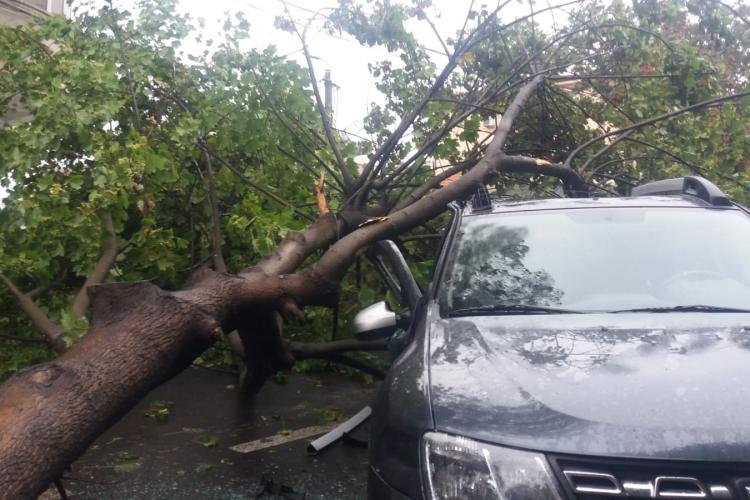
{"left": 0, "top": 259, "right": 335, "bottom": 499}
{"left": 0, "top": 282, "right": 220, "bottom": 498}
{"left": 0, "top": 211, "right": 344, "bottom": 498}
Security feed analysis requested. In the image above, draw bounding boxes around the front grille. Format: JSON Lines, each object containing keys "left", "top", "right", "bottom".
{"left": 548, "top": 455, "right": 750, "bottom": 500}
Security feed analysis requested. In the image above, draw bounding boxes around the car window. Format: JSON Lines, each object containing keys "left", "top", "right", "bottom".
{"left": 399, "top": 210, "right": 454, "bottom": 292}
{"left": 442, "top": 207, "right": 750, "bottom": 312}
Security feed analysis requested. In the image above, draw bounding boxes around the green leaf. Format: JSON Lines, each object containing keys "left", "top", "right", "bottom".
{"left": 199, "top": 436, "right": 220, "bottom": 448}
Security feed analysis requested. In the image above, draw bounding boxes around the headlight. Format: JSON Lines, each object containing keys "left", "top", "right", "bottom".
{"left": 422, "top": 432, "right": 562, "bottom": 500}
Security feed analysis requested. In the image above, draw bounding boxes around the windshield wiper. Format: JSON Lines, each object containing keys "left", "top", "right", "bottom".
{"left": 611, "top": 305, "right": 750, "bottom": 313}
{"left": 448, "top": 304, "right": 582, "bottom": 317}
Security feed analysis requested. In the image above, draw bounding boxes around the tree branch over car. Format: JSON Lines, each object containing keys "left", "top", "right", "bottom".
{"left": 0, "top": 0, "right": 748, "bottom": 496}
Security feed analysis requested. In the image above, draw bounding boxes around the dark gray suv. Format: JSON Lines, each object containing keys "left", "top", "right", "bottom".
{"left": 360, "top": 176, "right": 750, "bottom": 499}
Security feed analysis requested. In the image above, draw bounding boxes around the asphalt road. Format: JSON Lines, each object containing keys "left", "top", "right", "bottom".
{"left": 43, "top": 367, "right": 378, "bottom": 499}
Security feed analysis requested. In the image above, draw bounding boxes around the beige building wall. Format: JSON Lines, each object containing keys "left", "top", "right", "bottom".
{"left": 1, "top": 1, "right": 65, "bottom": 125}
{"left": 0, "top": 0, "right": 64, "bottom": 27}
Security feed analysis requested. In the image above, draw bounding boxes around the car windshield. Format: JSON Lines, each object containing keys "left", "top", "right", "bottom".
{"left": 442, "top": 207, "right": 750, "bottom": 314}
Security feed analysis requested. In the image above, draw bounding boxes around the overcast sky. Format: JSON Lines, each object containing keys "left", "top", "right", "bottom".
{"left": 173, "top": 0, "right": 552, "bottom": 138}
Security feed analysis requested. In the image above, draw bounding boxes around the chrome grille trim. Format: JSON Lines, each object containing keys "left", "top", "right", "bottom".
{"left": 564, "top": 470, "right": 623, "bottom": 495}
{"left": 623, "top": 481, "right": 654, "bottom": 498}
{"left": 561, "top": 468, "right": 742, "bottom": 499}
{"left": 710, "top": 486, "right": 732, "bottom": 499}
{"left": 654, "top": 476, "right": 707, "bottom": 498}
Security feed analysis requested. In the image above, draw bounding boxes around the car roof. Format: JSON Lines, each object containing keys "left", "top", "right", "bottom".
{"left": 463, "top": 195, "right": 742, "bottom": 216}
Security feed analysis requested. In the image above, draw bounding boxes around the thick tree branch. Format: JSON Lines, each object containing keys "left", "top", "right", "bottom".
{"left": 0, "top": 251, "right": 364, "bottom": 496}
{"left": 503, "top": 156, "right": 589, "bottom": 195}
{"left": 254, "top": 213, "right": 339, "bottom": 276}
{"left": 307, "top": 76, "right": 569, "bottom": 284}
{"left": 495, "top": 75, "right": 546, "bottom": 146}
{"left": 287, "top": 338, "right": 388, "bottom": 358}
{"left": 71, "top": 213, "right": 118, "bottom": 318}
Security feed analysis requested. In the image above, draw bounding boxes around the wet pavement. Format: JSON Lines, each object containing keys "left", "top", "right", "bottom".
{"left": 45, "top": 367, "right": 378, "bottom": 499}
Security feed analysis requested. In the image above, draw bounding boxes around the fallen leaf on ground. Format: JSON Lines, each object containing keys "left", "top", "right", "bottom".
{"left": 199, "top": 436, "right": 220, "bottom": 448}
{"left": 195, "top": 463, "right": 214, "bottom": 472}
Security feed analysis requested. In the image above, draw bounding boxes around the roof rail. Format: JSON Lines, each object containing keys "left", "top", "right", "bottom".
{"left": 470, "top": 185, "right": 493, "bottom": 211}
{"left": 631, "top": 176, "right": 732, "bottom": 207}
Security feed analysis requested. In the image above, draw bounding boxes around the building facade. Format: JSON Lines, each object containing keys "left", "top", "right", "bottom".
{"left": 0, "top": 0, "right": 64, "bottom": 27}
{"left": 1, "top": 0, "right": 65, "bottom": 125}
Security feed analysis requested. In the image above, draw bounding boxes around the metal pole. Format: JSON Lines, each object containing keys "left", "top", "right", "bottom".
{"left": 324, "top": 69, "right": 333, "bottom": 121}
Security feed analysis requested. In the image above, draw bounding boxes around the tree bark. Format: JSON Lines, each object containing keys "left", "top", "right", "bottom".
{"left": 71, "top": 213, "right": 119, "bottom": 318}
{"left": 0, "top": 282, "right": 218, "bottom": 499}
{"left": 0, "top": 274, "right": 66, "bottom": 353}
{"left": 0, "top": 263, "right": 335, "bottom": 498}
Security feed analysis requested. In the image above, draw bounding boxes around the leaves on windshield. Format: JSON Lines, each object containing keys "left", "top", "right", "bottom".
{"left": 448, "top": 224, "right": 563, "bottom": 310}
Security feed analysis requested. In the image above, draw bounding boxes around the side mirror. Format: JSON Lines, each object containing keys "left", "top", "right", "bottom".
{"left": 353, "top": 301, "right": 397, "bottom": 340}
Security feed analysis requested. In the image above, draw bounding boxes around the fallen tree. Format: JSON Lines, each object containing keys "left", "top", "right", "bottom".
{"left": 0, "top": 0, "right": 748, "bottom": 496}
{"left": 0, "top": 72, "right": 576, "bottom": 496}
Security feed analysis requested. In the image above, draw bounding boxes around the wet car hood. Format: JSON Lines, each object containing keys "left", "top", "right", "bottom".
{"left": 428, "top": 311, "right": 750, "bottom": 461}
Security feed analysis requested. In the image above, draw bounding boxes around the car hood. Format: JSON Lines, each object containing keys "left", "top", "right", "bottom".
{"left": 428, "top": 311, "right": 750, "bottom": 461}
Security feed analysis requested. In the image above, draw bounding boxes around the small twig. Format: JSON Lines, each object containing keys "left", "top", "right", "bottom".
{"left": 191, "top": 363, "right": 239, "bottom": 375}
{"left": 399, "top": 234, "right": 442, "bottom": 242}
{"left": 318, "top": 353, "right": 386, "bottom": 380}
{"left": 0, "top": 333, "right": 51, "bottom": 345}
{"left": 282, "top": 2, "right": 354, "bottom": 191}
{"left": 207, "top": 148, "right": 316, "bottom": 222}
{"left": 419, "top": 9, "right": 450, "bottom": 57}
{"left": 200, "top": 145, "right": 227, "bottom": 273}
{"left": 564, "top": 91, "right": 750, "bottom": 168}
{"left": 60, "top": 474, "right": 126, "bottom": 486}
{"left": 580, "top": 129, "right": 635, "bottom": 173}
{"left": 705, "top": 0, "right": 750, "bottom": 27}
{"left": 549, "top": 72, "right": 715, "bottom": 81}
{"left": 247, "top": 68, "right": 346, "bottom": 191}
